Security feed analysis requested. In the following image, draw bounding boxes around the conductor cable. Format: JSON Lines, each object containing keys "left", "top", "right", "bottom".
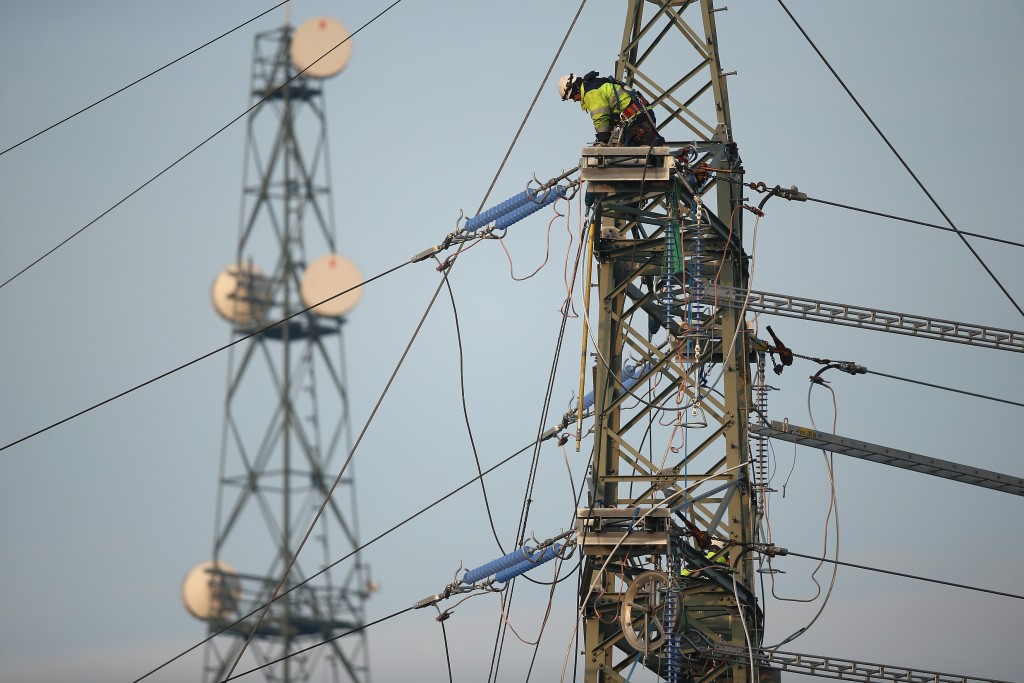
{"left": 221, "top": 270, "right": 451, "bottom": 681}
{"left": 0, "top": 260, "right": 410, "bottom": 455}
{"left": 0, "top": 0, "right": 407, "bottom": 292}
{"left": 132, "top": 437, "right": 539, "bottom": 683}
{"left": 0, "top": 2, "right": 289, "bottom": 157}
{"left": 785, "top": 551, "right": 1024, "bottom": 602}
{"left": 777, "top": 0, "right": 1024, "bottom": 319}
{"left": 219, "top": 605, "right": 416, "bottom": 682}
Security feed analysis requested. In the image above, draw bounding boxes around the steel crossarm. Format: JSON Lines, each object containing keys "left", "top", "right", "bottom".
{"left": 750, "top": 421, "right": 1024, "bottom": 497}
{"left": 711, "top": 644, "right": 1014, "bottom": 683}
{"left": 717, "top": 286, "right": 1024, "bottom": 353}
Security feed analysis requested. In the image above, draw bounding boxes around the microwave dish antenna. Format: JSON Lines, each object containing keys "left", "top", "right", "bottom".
{"left": 290, "top": 17, "right": 352, "bottom": 78}
{"left": 301, "top": 253, "right": 363, "bottom": 317}
{"left": 181, "top": 560, "right": 242, "bottom": 621}
{"left": 210, "top": 263, "right": 272, "bottom": 324}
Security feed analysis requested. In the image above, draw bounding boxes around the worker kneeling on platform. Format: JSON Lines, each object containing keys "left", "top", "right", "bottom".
{"left": 558, "top": 71, "right": 664, "bottom": 147}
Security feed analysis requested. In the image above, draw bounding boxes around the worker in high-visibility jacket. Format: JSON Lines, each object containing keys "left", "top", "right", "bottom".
{"left": 680, "top": 540, "right": 728, "bottom": 578}
{"left": 557, "top": 71, "right": 664, "bottom": 147}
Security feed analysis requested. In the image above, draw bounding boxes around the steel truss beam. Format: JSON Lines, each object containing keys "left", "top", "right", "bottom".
{"left": 710, "top": 644, "right": 1012, "bottom": 683}
{"left": 718, "top": 286, "right": 1024, "bottom": 353}
{"left": 750, "top": 421, "right": 1024, "bottom": 497}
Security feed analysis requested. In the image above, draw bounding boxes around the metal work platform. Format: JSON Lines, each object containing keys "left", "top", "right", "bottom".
{"left": 580, "top": 145, "right": 673, "bottom": 184}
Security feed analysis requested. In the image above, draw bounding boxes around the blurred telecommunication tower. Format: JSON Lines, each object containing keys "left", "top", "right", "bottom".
{"left": 182, "top": 17, "right": 372, "bottom": 683}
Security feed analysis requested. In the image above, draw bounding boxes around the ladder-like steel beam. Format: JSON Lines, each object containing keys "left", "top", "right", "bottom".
{"left": 710, "top": 644, "right": 1013, "bottom": 683}
{"left": 751, "top": 420, "right": 1024, "bottom": 497}
{"left": 718, "top": 286, "right": 1024, "bottom": 353}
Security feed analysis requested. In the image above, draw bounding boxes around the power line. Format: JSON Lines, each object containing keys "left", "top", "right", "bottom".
{"left": 0, "top": 0, "right": 407, "bottom": 293}
{"left": 220, "top": 606, "right": 417, "bottom": 682}
{"left": 805, "top": 196, "right": 1024, "bottom": 250}
{"left": 131, "top": 438, "right": 539, "bottom": 682}
{"left": 475, "top": 0, "right": 588, "bottom": 214}
{"left": 442, "top": 269, "right": 508, "bottom": 554}
{"left": 792, "top": 353, "right": 1024, "bottom": 409}
{"left": 0, "top": 260, "right": 410, "bottom": 456}
{"left": 785, "top": 550, "right": 1024, "bottom": 602}
{"left": 0, "top": 2, "right": 289, "bottom": 158}
{"left": 776, "top": 0, "right": 1024, "bottom": 319}
{"left": 221, "top": 269, "right": 450, "bottom": 680}
{"left": 865, "top": 368, "right": 1024, "bottom": 409}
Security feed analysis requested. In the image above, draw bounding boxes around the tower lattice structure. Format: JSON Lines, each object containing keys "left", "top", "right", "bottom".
{"left": 576, "top": 2, "right": 764, "bottom": 681}
{"left": 202, "top": 25, "right": 371, "bottom": 683}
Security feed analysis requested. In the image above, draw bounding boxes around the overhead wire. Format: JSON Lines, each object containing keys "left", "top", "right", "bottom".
{"left": 439, "top": 258, "right": 508, "bottom": 554}
{"left": 220, "top": 270, "right": 452, "bottom": 681}
{"left": 776, "top": 0, "right": 1024, "bottom": 319}
{"left": 766, "top": 377, "right": 841, "bottom": 648}
{"left": 0, "top": 0, "right": 407, "bottom": 293}
{"left": 131, "top": 428, "right": 540, "bottom": 679}
{"left": 478, "top": 2, "right": 589, "bottom": 679}
{"left": 791, "top": 352, "right": 1024, "bottom": 409}
{"left": 433, "top": 605, "right": 455, "bottom": 683}
{"left": 805, "top": 196, "right": 1024, "bottom": 250}
{"left": 219, "top": 605, "right": 416, "bottom": 682}
{"left": 0, "top": 260, "right": 410, "bottom": 455}
{"left": 474, "top": 0, "right": 589, "bottom": 213}
{"left": 865, "top": 368, "right": 1024, "bottom": 409}
{"left": 0, "top": 2, "right": 289, "bottom": 158}
{"left": 784, "top": 551, "right": 1024, "bottom": 602}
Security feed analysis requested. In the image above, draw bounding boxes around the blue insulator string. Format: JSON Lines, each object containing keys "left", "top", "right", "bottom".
{"left": 465, "top": 190, "right": 535, "bottom": 232}
{"left": 463, "top": 545, "right": 544, "bottom": 584}
{"left": 493, "top": 544, "right": 562, "bottom": 583}
{"left": 494, "top": 186, "right": 568, "bottom": 230}
{"left": 464, "top": 185, "right": 570, "bottom": 232}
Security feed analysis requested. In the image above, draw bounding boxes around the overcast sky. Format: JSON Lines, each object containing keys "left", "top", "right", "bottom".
{"left": 1, "top": 1, "right": 1022, "bottom": 682}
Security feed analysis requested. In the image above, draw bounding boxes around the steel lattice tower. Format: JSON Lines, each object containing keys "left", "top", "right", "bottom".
{"left": 197, "top": 25, "right": 371, "bottom": 683}
{"left": 575, "top": 1, "right": 763, "bottom": 681}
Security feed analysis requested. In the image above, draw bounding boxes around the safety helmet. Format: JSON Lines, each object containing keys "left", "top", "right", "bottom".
{"left": 557, "top": 73, "right": 579, "bottom": 101}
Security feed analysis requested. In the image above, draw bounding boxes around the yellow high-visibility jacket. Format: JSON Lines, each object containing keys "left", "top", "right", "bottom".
{"left": 579, "top": 79, "right": 634, "bottom": 138}
{"left": 680, "top": 549, "right": 728, "bottom": 577}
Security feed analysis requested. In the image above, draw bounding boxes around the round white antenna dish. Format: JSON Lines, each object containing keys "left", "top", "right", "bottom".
{"left": 291, "top": 17, "right": 352, "bottom": 78}
{"left": 211, "top": 263, "right": 272, "bottom": 323}
{"left": 301, "top": 253, "right": 363, "bottom": 317}
{"left": 182, "top": 560, "right": 242, "bottom": 621}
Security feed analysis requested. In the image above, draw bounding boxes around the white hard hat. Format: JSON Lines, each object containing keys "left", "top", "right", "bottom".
{"left": 557, "top": 73, "right": 578, "bottom": 101}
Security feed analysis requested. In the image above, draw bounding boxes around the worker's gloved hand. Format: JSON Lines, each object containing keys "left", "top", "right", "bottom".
{"left": 595, "top": 131, "right": 612, "bottom": 145}
{"left": 592, "top": 141, "right": 606, "bottom": 147}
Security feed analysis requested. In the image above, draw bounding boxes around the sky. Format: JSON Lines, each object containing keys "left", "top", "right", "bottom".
{"left": 1, "top": 1, "right": 1023, "bottom": 682}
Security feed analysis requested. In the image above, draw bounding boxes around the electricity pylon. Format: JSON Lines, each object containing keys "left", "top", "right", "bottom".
{"left": 195, "top": 24, "right": 371, "bottom": 683}
{"left": 575, "top": 2, "right": 764, "bottom": 681}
